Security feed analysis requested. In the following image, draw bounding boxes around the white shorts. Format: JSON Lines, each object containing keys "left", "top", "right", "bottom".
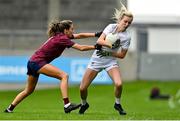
{"left": 87, "top": 57, "right": 119, "bottom": 72}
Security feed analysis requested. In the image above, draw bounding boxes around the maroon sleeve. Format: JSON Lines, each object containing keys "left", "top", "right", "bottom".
{"left": 59, "top": 37, "right": 75, "bottom": 48}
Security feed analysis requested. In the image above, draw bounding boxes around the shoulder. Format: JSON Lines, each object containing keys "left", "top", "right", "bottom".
{"left": 51, "top": 33, "right": 74, "bottom": 45}
{"left": 103, "top": 23, "right": 117, "bottom": 35}
{"left": 55, "top": 33, "right": 69, "bottom": 40}
{"left": 106, "top": 23, "right": 117, "bottom": 29}
{"left": 53, "top": 33, "right": 74, "bottom": 44}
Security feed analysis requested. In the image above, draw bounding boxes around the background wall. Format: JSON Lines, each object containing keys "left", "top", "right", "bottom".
{"left": 0, "top": 0, "right": 179, "bottom": 83}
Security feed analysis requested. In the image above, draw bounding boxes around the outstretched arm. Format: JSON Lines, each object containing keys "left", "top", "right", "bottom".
{"left": 73, "top": 31, "right": 102, "bottom": 39}
{"left": 72, "top": 43, "right": 95, "bottom": 51}
{"left": 73, "top": 33, "right": 95, "bottom": 39}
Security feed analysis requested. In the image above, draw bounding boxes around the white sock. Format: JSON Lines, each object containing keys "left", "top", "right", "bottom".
{"left": 6, "top": 108, "right": 13, "bottom": 113}
{"left": 64, "top": 103, "right": 71, "bottom": 108}
{"left": 81, "top": 99, "right": 87, "bottom": 105}
{"left": 115, "top": 98, "right": 120, "bottom": 104}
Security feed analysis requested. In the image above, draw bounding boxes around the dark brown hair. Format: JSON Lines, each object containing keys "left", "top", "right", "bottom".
{"left": 47, "top": 19, "right": 73, "bottom": 38}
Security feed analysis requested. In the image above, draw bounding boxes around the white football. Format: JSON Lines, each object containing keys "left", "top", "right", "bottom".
{"left": 105, "top": 33, "right": 119, "bottom": 45}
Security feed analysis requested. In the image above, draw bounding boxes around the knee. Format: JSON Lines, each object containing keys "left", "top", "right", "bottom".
{"left": 61, "top": 72, "right": 69, "bottom": 81}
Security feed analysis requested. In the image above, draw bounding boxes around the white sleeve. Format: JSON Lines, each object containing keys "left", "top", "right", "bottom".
{"left": 121, "top": 37, "right": 131, "bottom": 50}
{"left": 103, "top": 24, "right": 116, "bottom": 35}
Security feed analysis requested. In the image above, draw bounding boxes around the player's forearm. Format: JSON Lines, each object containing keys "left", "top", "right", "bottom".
{"left": 97, "top": 38, "right": 112, "bottom": 48}
{"left": 111, "top": 52, "right": 125, "bottom": 59}
{"left": 78, "top": 45, "right": 95, "bottom": 51}
{"left": 73, "top": 33, "right": 95, "bottom": 39}
{"left": 111, "top": 50, "right": 127, "bottom": 59}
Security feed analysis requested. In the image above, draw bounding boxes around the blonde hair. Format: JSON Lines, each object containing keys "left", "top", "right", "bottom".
{"left": 112, "top": 2, "right": 133, "bottom": 22}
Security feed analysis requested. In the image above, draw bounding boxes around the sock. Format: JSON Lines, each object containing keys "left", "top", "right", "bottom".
{"left": 115, "top": 98, "right": 120, "bottom": 104}
{"left": 63, "top": 98, "right": 69, "bottom": 105}
{"left": 81, "top": 99, "right": 87, "bottom": 105}
{"left": 8, "top": 104, "right": 15, "bottom": 111}
{"left": 64, "top": 103, "right": 71, "bottom": 108}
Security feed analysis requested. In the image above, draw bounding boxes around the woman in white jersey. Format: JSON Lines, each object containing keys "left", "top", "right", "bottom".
{"left": 79, "top": 3, "right": 133, "bottom": 115}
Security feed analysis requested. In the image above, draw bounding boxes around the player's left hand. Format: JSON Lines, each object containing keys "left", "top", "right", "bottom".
{"left": 96, "top": 50, "right": 112, "bottom": 57}
{"left": 94, "top": 44, "right": 102, "bottom": 50}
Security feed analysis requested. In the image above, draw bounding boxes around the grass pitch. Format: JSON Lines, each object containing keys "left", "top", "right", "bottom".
{"left": 0, "top": 81, "right": 180, "bottom": 120}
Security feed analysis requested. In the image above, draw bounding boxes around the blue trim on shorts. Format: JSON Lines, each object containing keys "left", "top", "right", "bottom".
{"left": 27, "top": 61, "right": 41, "bottom": 77}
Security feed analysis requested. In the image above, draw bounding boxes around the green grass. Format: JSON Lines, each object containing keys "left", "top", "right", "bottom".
{"left": 0, "top": 81, "right": 180, "bottom": 120}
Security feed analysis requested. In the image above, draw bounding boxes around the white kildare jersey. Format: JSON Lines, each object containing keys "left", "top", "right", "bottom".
{"left": 88, "top": 24, "right": 131, "bottom": 72}
{"left": 92, "top": 24, "right": 131, "bottom": 60}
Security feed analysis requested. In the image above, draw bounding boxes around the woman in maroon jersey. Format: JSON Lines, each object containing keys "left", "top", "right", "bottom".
{"left": 4, "top": 19, "right": 102, "bottom": 113}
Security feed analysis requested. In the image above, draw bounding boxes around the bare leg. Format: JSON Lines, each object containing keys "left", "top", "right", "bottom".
{"left": 107, "top": 67, "right": 126, "bottom": 115}
{"left": 38, "top": 64, "right": 81, "bottom": 113}
{"left": 11, "top": 76, "right": 38, "bottom": 106}
{"left": 10, "top": 63, "right": 67, "bottom": 106}
{"left": 107, "top": 67, "right": 123, "bottom": 99}
{"left": 80, "top": 68, "right": 98, "bottom": 101}
{"left": 4, "top": 75, "right": 38, "bottom": 112}
{"left": 38, "top": 64, "right": 68, "bottom": 98}
{"left": 79, "top": 68, "right": 98, "bottom": 114}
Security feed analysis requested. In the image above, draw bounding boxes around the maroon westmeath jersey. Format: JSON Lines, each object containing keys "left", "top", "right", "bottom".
{"left": 29, "top": 33, "right": 75, "bottom": 67}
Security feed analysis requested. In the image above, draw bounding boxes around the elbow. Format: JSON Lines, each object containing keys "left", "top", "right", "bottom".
{"left": 117, "top": 51, "right": 127, "bottom": 59}
{"left": 119, "top": 56, "right": 125, "bottom": 59}
{"left": 118, "top": 55, "right": 126, "bottom": 59}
